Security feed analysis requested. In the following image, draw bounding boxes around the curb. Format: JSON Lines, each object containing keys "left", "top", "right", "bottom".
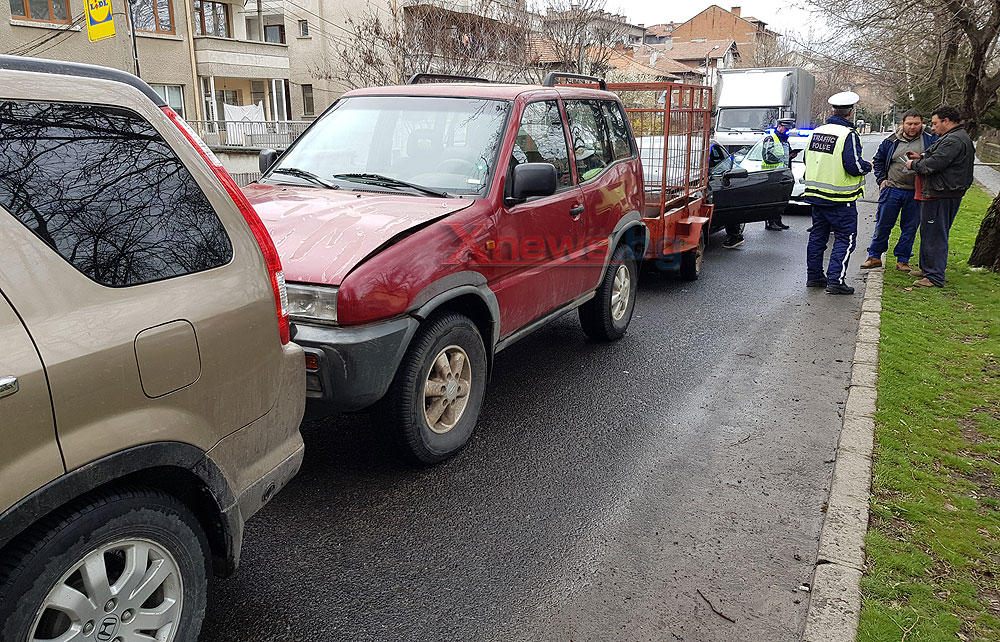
{"left": 802, "top": 269, "right": 882, "bottom": 642}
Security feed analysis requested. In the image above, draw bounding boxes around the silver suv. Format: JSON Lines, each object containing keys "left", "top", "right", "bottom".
{"left": 0, "top": 56, "right": 305, "bottom": 641}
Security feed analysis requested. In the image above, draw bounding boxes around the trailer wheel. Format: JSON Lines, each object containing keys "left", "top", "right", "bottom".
{"left": 679, "top": 229, "right": 707, "bottom": 281}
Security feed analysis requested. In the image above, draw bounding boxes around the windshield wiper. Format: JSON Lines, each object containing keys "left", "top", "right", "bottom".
{"left": 272, "top": 167, "right": 339, "bottom": 189}
{"left": 332, "top": 173, "right": 451, "bottom": 198}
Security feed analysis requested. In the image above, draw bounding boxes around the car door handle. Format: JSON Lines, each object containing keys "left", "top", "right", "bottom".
{"left": 0, "top": 376, "right": 18, "bottom": 400}
{"left": 570, "top": 204, "right": 585, "bottom": 216}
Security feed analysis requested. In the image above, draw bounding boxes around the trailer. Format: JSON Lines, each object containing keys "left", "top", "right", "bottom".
{"left": 611, "top": 82, "right": 714, "bottom": 279}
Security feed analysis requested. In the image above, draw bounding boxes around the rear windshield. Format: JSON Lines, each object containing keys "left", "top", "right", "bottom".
{"left": 270, "top": 95, "right": 510, "bottom": 196}
{"left": 0, "top": 101, "right": 232, "bottom": 287}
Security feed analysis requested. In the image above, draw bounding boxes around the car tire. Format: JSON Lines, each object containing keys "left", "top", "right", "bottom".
{"left": 380, "top": 312, "right": 488, "bottom": 465}
{"left": 679, "top": 228, "right": 707, "bottom": 281}
{"left": 579, "top": 243, "right": 637, "bottom": 341}
{"left": 0, "top": 487, "right": 210, "bottom": 642}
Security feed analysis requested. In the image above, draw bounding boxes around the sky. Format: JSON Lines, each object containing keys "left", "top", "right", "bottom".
{"left": 607, "top": 0, "right": 817, "bottom": 38}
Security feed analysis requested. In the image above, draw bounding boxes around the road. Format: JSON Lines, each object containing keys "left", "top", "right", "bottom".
{"left": 200, "top": 135, "right": 884, "bottom": 642}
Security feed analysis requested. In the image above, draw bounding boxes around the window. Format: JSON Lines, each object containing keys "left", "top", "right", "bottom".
{"left": 133, "top": 0, "right": 174, "bottom": 33}
{"left": 193, "top": 0, "right": 229, "bottom": 37}
{"left": 0, "top": 101, "right": 232, "bottom": 287}
{"left": 10, "top": 0, "right": 70, "bottom": 22}
{"left": 601, "top": 101, "right": 634, "bottom": 161}
{"left": 298, "top": 19, "right": 309, "bottom": 37}
{"left": 511, "top": 101, "right": 571, "bottom": 188}
{"left": 301, "top": 84, "right": 314, "bottom": 116}
{"left": 151, "top": 84, "right": 185, "bottom": 117}
{"left": 251, "top": 80, "right": 266, "bottom": 108}
{"left": 563, "top": 100, "right": 614, "bottom": 182}
{"left": 273, "top": 96, "right": 509, "bottom": 196}
{"left": 264, "top": 23, "right": 284, "bottom": 43}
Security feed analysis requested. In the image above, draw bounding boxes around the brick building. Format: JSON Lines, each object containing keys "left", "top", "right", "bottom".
{"left": 668, "top": 5, "right": 777, "bottom": 59}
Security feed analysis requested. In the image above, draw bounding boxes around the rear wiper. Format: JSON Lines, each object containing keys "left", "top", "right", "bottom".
{"left": 332, "top": 173, "right": 451, "bottom": 198}
{"left": 272, "top": 167, "right": 339, "bottom": 189}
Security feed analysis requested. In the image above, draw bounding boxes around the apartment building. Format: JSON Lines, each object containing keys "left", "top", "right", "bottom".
{"left": 2, "top": 0, "right": 353, "bottom": 126}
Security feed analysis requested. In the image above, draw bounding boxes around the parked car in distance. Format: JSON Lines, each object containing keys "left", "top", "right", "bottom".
{"left": 0, "top": 56, "right": 306, "bottom": 642}
{"left": 249, "top": 73, "right": 647, "bottom": 464}
{"left": 707, "top": 140, "right": 796, "bottom": 232}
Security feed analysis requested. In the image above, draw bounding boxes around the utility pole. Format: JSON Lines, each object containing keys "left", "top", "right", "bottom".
{"left": 257, "top": 0, "right": 264, "bottom": 41}
{"left": 125, "top": 0, "right": 141, "bottom": 77}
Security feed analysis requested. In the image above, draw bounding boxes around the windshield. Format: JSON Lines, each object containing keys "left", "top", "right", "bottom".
{"left": 268, "top": 96, "right": 510, "bottom": 196}
{"left": 717, "top": 108, "right": 779, "bottom": 131}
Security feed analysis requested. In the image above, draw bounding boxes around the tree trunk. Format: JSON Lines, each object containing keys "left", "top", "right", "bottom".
{"left": 969, "top": 190, "right": 1000, "bottom": 272}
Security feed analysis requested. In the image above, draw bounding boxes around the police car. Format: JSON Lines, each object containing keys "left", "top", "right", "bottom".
{"left": 734, "top": 129, "right": 812, "bottom": 212}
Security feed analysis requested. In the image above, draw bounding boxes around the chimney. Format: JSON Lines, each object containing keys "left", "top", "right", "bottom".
{"left": 731, "top": 6, "right": 741, "bottom": 16}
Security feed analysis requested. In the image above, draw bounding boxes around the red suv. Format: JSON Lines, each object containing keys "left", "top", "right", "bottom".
{"left": 247, "top": 74, "right": 646, "bottom": 463}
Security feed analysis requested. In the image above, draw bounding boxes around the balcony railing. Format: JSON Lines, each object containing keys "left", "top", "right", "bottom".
{"left": 188, "top": 120, "right": 310, "bottom": 148}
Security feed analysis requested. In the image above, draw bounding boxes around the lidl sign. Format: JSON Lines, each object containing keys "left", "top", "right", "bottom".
{"left": 86, "top": 0, "right": 115, "bottom": 42}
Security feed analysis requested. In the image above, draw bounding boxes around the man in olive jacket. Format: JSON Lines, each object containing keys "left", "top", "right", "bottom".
{"left": 905, "top": 105, "right": 975, "bottom": 287}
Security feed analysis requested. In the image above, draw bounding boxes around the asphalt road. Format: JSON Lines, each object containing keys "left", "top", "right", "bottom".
{"left": 200, "top": 135, "right": 885, "bottom": 642}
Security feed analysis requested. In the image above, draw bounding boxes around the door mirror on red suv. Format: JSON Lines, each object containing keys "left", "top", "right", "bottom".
{"left": 510, "top": 163, "right": 558, "bottom": 203}
{"left": 259, "top": 148, "right": 279, "bottom": 174}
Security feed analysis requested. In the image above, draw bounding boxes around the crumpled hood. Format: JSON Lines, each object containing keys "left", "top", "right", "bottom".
{"left": 244, "top": 183, "right": 473, "bottom": 285}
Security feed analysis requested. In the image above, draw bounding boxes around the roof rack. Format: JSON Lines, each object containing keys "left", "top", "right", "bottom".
{"left": 0, "top": 54, "right": 165, "bottom": 106}
{"left": 407, "top": 73, "right": 490, "bottom": 85}
{"left": 543, "top": 72, "right": 608, "bottom": 91}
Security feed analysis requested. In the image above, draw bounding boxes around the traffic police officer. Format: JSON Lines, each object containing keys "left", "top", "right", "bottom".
{"left": 803, "top": 92, "right": 872, "bottom": 294}
{"left": 763, "top": 118, "right": 798, "bottom": 230}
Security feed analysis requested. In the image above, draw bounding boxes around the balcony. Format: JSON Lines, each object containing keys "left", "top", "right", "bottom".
{"left": 193, "top": 36, "right": 289, "bottom": 79}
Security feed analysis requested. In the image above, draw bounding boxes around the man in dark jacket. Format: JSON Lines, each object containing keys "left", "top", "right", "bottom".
{"left": 860, "top": 110, "right": 935, "bottom": 272}
{"left": 905, "top": 105, "right": 975, "bottom": 287}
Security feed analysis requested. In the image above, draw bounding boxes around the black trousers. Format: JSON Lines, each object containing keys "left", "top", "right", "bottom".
{"left": 918, "top": 197, "right": 962, "bottom": 286}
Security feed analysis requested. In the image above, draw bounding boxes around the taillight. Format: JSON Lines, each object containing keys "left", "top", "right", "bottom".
{"left": 161, "top": 106, "right": 290, "bottom": 344}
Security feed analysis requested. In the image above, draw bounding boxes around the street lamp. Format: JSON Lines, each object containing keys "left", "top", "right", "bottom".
{"left": 704, "top": 44, "right": 719, "bottom": 87}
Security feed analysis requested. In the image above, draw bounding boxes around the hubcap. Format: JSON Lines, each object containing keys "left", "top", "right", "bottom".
{"left": 29, "top": 538, "right": 183, "bottom": 642}
{"left": 611, "top": 264, "right": 631, "bottom": 321}
{"left": 423, "top": 344, "right": 473, "bottom": 434}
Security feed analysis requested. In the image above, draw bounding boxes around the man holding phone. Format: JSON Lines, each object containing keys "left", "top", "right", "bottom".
{"left": 860, "top": 110, "right": 935, "bottom": 272}
{"left": 904, "top": 105, "right": 975, "bottom": 287}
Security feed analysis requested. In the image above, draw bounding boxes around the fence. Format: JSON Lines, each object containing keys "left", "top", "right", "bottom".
{"left": 613, "top": 82, "right": 713, "bottom": 218}
{"left": 187, "top": 120, "right": 311, "bottom": 149}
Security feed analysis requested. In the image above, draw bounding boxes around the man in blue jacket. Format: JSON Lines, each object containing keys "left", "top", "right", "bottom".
{"left": 860, "top": 110, "right": 935, "bottom": 272}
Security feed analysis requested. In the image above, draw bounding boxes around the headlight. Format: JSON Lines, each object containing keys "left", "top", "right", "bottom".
{"left": 286, "top": 283, "right": 338, "bottom": 325}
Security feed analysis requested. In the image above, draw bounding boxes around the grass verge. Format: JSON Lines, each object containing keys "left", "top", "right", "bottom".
{"left": 858, "top": 184, "right": 1000, "bottom": 642}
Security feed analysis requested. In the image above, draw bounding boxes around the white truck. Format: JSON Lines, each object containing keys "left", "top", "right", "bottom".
{"left": 712, "top": 67, "right": 815, "bottom": 153}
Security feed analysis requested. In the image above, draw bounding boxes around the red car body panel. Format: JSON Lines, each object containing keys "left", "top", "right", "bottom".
{"left": 244, "top": 183, "right": 473, "bottom": 287}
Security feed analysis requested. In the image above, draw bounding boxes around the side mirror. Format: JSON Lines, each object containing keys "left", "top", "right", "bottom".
{"left": 722, "top": 167, "right": 748, "bottom": 186}
{"left": 509, "top": 163, "right": 557, "bottom": 203}
{"left": 259, "top": 148, "right": 278, "bottom": 174}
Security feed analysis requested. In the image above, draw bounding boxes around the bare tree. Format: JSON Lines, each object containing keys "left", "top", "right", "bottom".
{"left": 322, "top": 0, "right": 542, "bottom": 89}
{"left": 539, "top": 0, "right": 634, "bottom": 76}
{"left": 735, "top": 33, "right": 793, "bottom": 68}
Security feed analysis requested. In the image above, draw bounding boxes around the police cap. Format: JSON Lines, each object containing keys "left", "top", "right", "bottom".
{"left": 828, "top": 91, "right": 860, "bottom": 109}
{"left": 776, "top": 118, "right": 796, "bottom": 127}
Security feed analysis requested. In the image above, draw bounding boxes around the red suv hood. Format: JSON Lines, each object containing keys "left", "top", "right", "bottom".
{"left": 244, "top": 183, "right": 473, "bottom": 286}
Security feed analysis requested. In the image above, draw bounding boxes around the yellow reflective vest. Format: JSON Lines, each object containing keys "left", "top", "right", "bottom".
{"left": 761, "top": 132, "right": 787, "bottom": 170}
{"left": 803, "top": 124, "right": 864, "bottom": 202}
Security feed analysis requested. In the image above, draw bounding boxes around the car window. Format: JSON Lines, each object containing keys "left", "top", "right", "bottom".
{"left": 710, "top": 155, "right": 734, "bottom": 177}
{"left": 601, "top": 101, "right": 633, "bottom": 161}
{"left": 0, "top": 101, "right": 232, "bottom": 287}
{"left": 511, "top": 100, "right": 572, "bottom": 188}
{"left": 273, "top": 96, "right": 510, "bottom": 196}
{"left": 564, "top": 100, "right": 614, "bottom": 183}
